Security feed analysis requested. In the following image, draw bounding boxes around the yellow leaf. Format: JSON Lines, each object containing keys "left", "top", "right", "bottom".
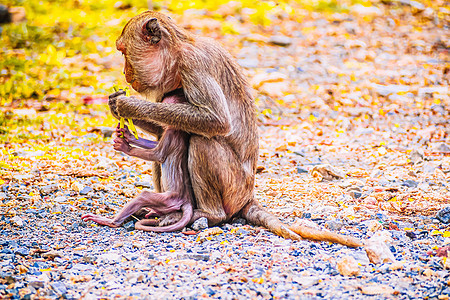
{"left": 431, "top": 230, "right": 443, "bottom": 236}
{"left": 443, "top": 231, "right": 450, "bottom": 238}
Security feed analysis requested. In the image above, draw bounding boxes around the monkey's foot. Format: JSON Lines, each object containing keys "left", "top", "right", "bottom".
{"left": 81, "top": 214, "right": 121, "bottom": 228}
{"left": 156, "top": 212, "right": 183, "bottom": 227}
{"left": 134, "top": 208, "right": 158, "bottom": 219}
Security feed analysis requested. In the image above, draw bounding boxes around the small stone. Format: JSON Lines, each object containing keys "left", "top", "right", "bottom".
{"left": 389, "top": 261, "right": 405, "bottom": 270}
{"left": 232, "top": 218, "right": 247, "bottom": 226}
{"left": 268, "top": 35, "right": 292, "bottom": 47}
{"left": 409, "top": 149, "right": 423, "bottom": 164}
{"left": 123, "top": 221, "right": 135, "bottom": 231}
{"left": 297, "top": 167, "right": 308, "bottom": 174}
{"left": 351, "top": 250, "right": 371, "bottom": 265}
{"left": 134, "top": 181, "right": 152, "bottom": 189}
{"left": 11, "top": 216, "right": 24, "bottom": 227}
{"left": 237, "top": 58, "right": 259, "bottom": 68}
{"left": 360, "top": 284, "right": 394, "bottom": 295}
{"left": 310, "top": 164, "right": 345, "bottom": 181}
{"left": 399, "top": 0, "right": 425, "bottom": 10}
{"left": 191, "top": 217, "right": 208, "bottom": 231}
{"left": 54, "top": 196, "right": 66, "bottom": 202}
{"left": 436, "top": 246, "right": 450, "bottom": 257}
{"left": 405, "top": 231, "right": 417, "bottom": 239}
{"left": 178, "top": 253, "right": 210, "bottom": 261}
{"left": 39, "top": 184, "right": 58, "bottom": 195}
{"left": 401, "top": 179, "right": 418, "bottom": 188}
{"left": 82, "top": 255, "right": 96, "bottom": 264}
{"left": 98, "top": 126, "right": 115, "bottom": 138}
{"left": 372, "top": 83, "right": 410, "bottom": 96}
{"left": 79, "top": 186, "right": 93, "bottom": 195}
{"left": 438, "top": 143, "right": 450, "bottom": 152}
{"left": 41, "top": 251, "right": 62, "bottom": 260}
{"left": 51, "top": 281, "right": 67, "bottom": 296}
{"left": 29, "top": 280, "right": 45, "bottom": 289}
{"left": 14, "top": 247, "right": 29, "bottom": 256}
{"left": 436, "top": 207, "right": 450, "bottom": 224}
{"left": 367, "top": 220, "right": 383, "bottom": 232}
{"left": 293, "top": 276, "right": 319, "bottom": 288}
{"left": 365, "top": 232, "right": 395, "bottom": 264}
{"left": 350, "top": 4, "right": 383, "bottom": 16}
{"left": 337, "top": 255, "right": 360, "bottom": 276}
{"left": 348, "top": 190, "right": 362, "bottom": 199}
{"left": 70, "top": 181, "right": 84, "bottom": 193}
{"left": 325, "top": 220, "right": 343, "bottom": 231}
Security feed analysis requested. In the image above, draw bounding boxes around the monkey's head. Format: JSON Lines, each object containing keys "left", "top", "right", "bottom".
{"left": 116, "top": 11, "right": 188, "bottom": 96}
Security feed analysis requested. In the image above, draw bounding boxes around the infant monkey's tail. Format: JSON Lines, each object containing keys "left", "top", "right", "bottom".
{"left": 135, "top": 202, "right": 193, "bottom": 232}
{"left": 241, "top": 200, "right": 301, "bottom": 240}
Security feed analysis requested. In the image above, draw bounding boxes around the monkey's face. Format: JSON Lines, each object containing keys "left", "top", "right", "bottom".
{"left": 116, "top": 11, "right": 179, "bottom": 95}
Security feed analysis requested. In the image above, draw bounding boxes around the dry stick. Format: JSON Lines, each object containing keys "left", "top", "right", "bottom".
{"left": 290, "top": 221, "right": 364, "bottom": 248}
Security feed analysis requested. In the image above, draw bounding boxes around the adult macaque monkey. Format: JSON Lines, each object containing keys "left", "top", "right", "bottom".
{"left": 84, "top": 10, "right": 302, "bottom": 239}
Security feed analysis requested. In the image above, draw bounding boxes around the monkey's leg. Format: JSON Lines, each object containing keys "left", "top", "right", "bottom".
{"left": 82, "top": 190, "right": 182, "bottom": 227}
{"left": 189, "top": 136, "right": 302, "bottom": 240}
{"left": 136, "top": 202, "right": 193, "bottom": 232}
{"left": 188, "top": 136, "right": 255, "bottom": 225}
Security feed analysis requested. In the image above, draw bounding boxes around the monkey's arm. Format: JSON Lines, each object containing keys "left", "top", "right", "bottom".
{"left": 115, "top": 78, "right": 232, "bottom": 138}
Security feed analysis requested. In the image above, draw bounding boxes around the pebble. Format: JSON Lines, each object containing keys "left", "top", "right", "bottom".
{"left": 123, "top": 221, "right": 135, "bottom": 231}
{"left": 39, "top": 184, "right": 59, "bottom": 195}
{"left": 268, "top": 35, "right": 292, "bottom": 47}
{"left": 11, "top": 216, "right": 24, "bottom": 227}
{"left": 337, "top": 255, "right": 360, "bottom": 276}
{"left": 436, "top": 207, "right": 450, "bottom": 224}
{"left": 134, "top": 181, "right": 152, "bottom": 188}
{"left": 360, "top": 284, "right": 394, "bottom": 295}
{"left": 79, "top": 186, "right": 93, "bottom": 195}
{"left": 191, "top": 217, "right": 208, "bottom": 231}
{"left": 325, "top": 220, "right": 343, "bottom": 231}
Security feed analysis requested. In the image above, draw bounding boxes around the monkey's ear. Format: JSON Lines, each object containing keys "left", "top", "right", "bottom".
{"left": 143, "top": 18, "right": 161, "bottom": 45}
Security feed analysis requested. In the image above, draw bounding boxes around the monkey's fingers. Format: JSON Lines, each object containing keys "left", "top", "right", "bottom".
{"left": 109, "top": 90, "right": 126, "bottom": 99}
{"left": 144, "top": 210, "right": 161, "bottom": 218}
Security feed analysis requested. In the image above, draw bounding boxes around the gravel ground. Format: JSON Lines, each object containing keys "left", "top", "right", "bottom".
{"left": 1, "top": 199, "right": 450, "bottom": 299}
{"left": 1, "top": 3, "right": 450, "bottom": 299}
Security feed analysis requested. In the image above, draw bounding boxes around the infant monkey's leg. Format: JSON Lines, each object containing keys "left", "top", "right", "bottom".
{"left": 82, "top": 190, "right": 190, "bottom": 229}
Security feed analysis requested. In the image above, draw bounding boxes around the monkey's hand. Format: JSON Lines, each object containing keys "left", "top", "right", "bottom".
{"left": 108, "top": 90, "right": 126, "bottom": 119}
{"left": 81, "top": 214, "right": 121, "bottom": 228}
{"left": 113, "top": 136, "right": 133, "bottom": 154}
{"left": 116, "top": 124, "right": 137, "bottom": 144}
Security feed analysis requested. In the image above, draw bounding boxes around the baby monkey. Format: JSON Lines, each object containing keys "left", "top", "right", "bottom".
{"left": 82, "top": 88, "right": 194, "bottom": 232}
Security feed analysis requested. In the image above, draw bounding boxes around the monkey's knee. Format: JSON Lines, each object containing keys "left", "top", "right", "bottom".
{"left": 134, "top": 190, "right": 153, "bottom": 205}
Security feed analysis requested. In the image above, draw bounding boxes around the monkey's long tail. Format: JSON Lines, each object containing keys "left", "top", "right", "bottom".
{"left": 135, "top": 202, "right": 193, "bottom": 232}
{"left": 242, "top": 199, "right": 363, "bottom": 248}
{"left": 241, "top": 200, "right": 302, "bottom": 240}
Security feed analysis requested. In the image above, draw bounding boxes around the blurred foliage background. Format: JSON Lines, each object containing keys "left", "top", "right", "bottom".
{"left": 0, "top": 0, "right": 427, "bottom": 103}
{"left": 0, "top": 0, "right": 447, "bottom": 145}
